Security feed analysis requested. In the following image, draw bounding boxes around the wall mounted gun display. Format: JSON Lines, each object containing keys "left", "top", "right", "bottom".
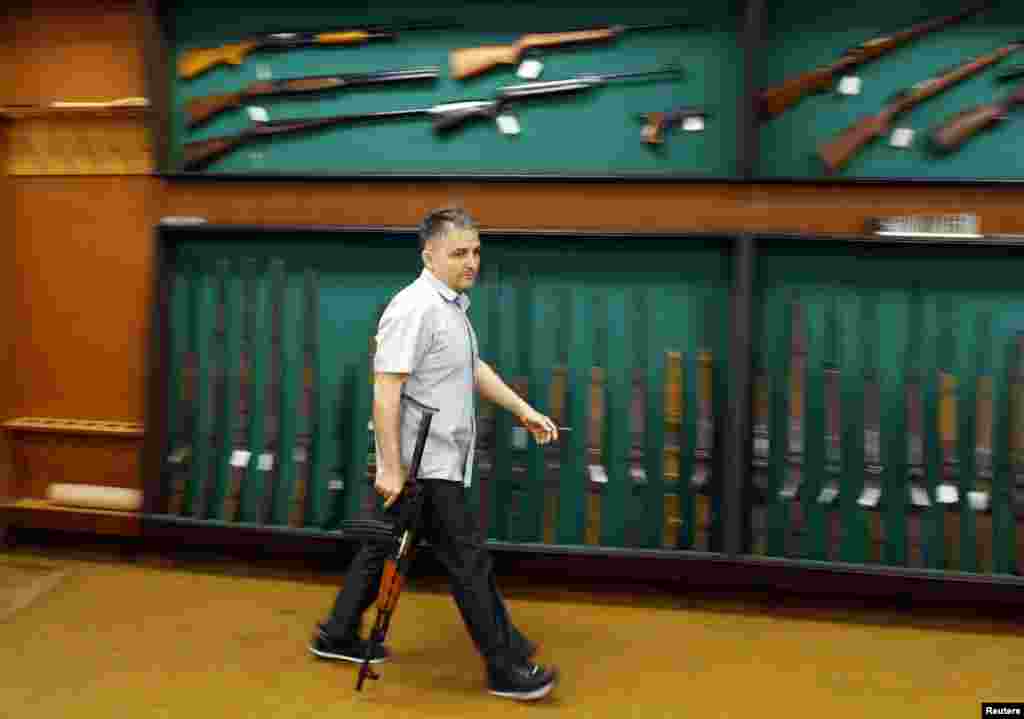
{"left": 182, "top": 66, "right": 682, "bottom": 170}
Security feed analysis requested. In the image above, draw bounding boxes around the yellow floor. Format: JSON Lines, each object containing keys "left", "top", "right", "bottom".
{"left": 2, "top": 541, "right": 1022, "bottom": 719}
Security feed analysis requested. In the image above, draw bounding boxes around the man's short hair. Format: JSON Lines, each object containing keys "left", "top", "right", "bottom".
{"left": 418, "top": 206, "right": 477, "bottom": 250}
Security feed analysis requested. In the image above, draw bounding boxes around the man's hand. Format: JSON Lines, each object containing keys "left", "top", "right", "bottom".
{"left": 519, "top": 408, "right": 559, "bottom": 445}
{"left": 374, "top": 466, "right": 407, "bottom": 509}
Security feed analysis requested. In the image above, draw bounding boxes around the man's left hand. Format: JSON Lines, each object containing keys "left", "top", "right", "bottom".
{"left": 519, "top": 409, "right": 559, "bottom": 445}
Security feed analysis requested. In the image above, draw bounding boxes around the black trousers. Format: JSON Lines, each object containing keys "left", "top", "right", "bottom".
{"left": 324, "top": 478, "right": 533, "bottom": 665}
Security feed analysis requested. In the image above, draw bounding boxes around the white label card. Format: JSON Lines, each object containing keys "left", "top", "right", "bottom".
{"left": 255, "top": 64, "right": 274, "bottom": 80}
{"left": 818, "top": 485, "right": 839, "bottom": 504}
{"left": 857, "top": 486, "right": 882, "bottom": 508}
{"left": 935, "top": 484, "right": 959, "bottom": 504}
{"left": 967, "top": 490, "right": 990, "bottom": 512}
{"left": 838, "top": 76, "right": 862, "bottom": 96}
{"left": 683, "top": 116, "right": 705, "bottom": 132}
{"left": 910, "top": 486, "right": 931, "bottom": 507}
{"left": 230, "top": 450, "right": 251, "bottom": 468}
{"left": 257, "top": 453, "right": 275, "bottom": 471}
{"left": 327, "top": 479, "right": 344, "bottom": 491}
{"left": 517, "top": 59, "right": 544, "bottom": 79}
{"left": 496, "top": 114, "right": 521, "bottom": 135}
{"left": 890, "top": 127, "right": 915, "bottom": 148}
{"left": 588, "top": 465, "right": 609, "bottom": 484}
{"left": 246, "top": 106, "right": 270, "bottom": 123}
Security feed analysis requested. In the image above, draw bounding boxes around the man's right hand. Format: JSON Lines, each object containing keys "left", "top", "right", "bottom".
{"left": 374, "top": 466, "right": 407, "bottom": 509}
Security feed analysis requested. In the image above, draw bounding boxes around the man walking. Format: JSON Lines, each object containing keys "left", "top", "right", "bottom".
{"left": 311, "top": 206, "right": 560, "bottom": 701}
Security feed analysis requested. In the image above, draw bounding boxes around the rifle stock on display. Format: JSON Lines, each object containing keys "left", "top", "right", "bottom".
{"left": 971, "top": 313, "right": 994, "bottom": 573}
{"left": 750, "top": 355, "right": 770, "bottom": 555}
{"left": 858, "top": 296, "right": 884, "bottom": 563}
{"left": 1011, "top": 335, "right": 1024, "bottom": 521}
{"left": 928, "top": 81, "right": 1024, "bottom": 153}
{"left": 817, "top": 295, "right": 843, "bottom": 560}
{"left": 585, "top": 367, "right": 606, "bottom": 546}
{"left": 691, "top": 346, "right": 714, "bottom": 552}
{"left": 936, "top": 300, "right": 961, "bottom": 569}
{"left": 781, "top": 296, "right": 806, "bottom": 557}
{"left": 904, "top": 291, "right": 930, "bottom": 568}
{"left": 542, "top": 367, "right": 568, "bottom": 544}
{"left": 184, "top": 67, "right": 441, "bottom": 128}
{"left": 449, "top": 21, "right": 697, "bottom": 79}
{"left": 663, "top": 351, "right": 684, "bottom": 549}
{"left": 177, "top": 20, "right": 456, "bottom": 80}
{"left": 818, "top": 40, "right": 1024, "bottom": 173}
{"left": 757, "top": 2, "right": 992, "bottom": 122}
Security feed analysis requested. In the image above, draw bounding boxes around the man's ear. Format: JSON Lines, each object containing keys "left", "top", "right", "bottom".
{"left": 421, "top": 248, "right": 432, "bottom": 269}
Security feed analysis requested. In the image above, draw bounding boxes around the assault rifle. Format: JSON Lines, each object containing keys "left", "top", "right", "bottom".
{"left": 758, "top": 2, "right": 992, "bottom": 122}
{"left": 928, "top": 81, "right": 1024, "bottom": 153}
{"left": 184, "top": 67, "right": 440, "bottom": 128}
{"left": 177, "top": 19, "right": 456, "bottom": 80}
{"left": 449, "top": 21, "right": 697, "bottom": 80}
{"left": 818, "top": 40, "right": 1024, "bottom": 173}
{"left": 182, "top": 66, "right": 682, "bottom": 170}
{"left": 340, "top": 396, "right": 437, "bottom": 691}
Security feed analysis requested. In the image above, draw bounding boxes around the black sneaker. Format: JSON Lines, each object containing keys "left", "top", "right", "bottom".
{"left": 487, "top": 660, "right": 558, "bottom": 701}
{"left": 309, "top": 626, "right": 390, "bottom": 664}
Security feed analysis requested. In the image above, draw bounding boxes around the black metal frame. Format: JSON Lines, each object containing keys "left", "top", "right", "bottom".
{"left": 140, "top": 221, "right": 1024, "bottom": 607}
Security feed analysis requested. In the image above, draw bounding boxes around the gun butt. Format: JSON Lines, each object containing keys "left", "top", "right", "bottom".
{"left": 758, "top": 68, "right": 836, "bottom": 122}
{"left": 183, "top": 134, "right": 245, "bottom": 171}
{"left": 818, "top": 114, "right": 889, "bottom": 173}
{"left": 177, "top": 41, "right": 258, "bottom": 80}
{"left": 449, "top": 44, "right": 521, "bottom": 79}
{"left": 929, "top": 104, "right": 1004, "bottom": 153}
{"left": 184, "top": 92, "right": 242, "bottom": 128}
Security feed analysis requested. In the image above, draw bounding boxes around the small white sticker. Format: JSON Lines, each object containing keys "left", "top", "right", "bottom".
{"left": 327, "top": 479, "right": 344, "bottom": 490}
{"left": 966, "top": 490, "right": 990, "bottom": 512}
{"left": 516, "top": 59, "right": 544, "bottom": 79}
{"left": 255, "top": 64, "right": 273, "bottom": 80}
{"left": 817, "top": 484, "right": 839, "bottom": 504}
{"left": 857, "top": 486, "right": 882, "bottom": 508}
{"left": 511, "top": 426, "right": 528, "bottom": 449}
{"left": 837, "top": 76, "right": 862, "bottom": 96}
{"left": 257, "top": 453, "right": 275, "bottom": 471}
{"left": 246, "top": 106, "right": 270, "bottom": 123}
{"left": 230, "top": 450, "right": 251, "bottom": 468}
{"left": 935, "top": 483, "right": 959, "bottom": 505}
{"left": 496, "top": 114, "right": 521, "bottom": 135}
{"left": 910, "top": 486, "right": 931, "bottom": 508}
{"left": 588, "top": 465, "right": 609, "bottom": 484}
{"left": 682, "top": 115, "right": 705, "bottom": 132}
{"left": 367, "top": 420, "right": 374, "bottom": 431}
{"left": 890, "top": 127, "right": 915, "bottom": 148}
{"left": 292, "top": 447, "right": 308, "bottom": 463}
{"left": 168, "top": 446, "right": 190, "bottom": 464}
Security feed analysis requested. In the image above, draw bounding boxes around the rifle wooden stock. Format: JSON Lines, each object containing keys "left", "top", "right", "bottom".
{"left": 314, "top": 30, "right": 375, "bottom": 45}
{"left": 450, "top": 28, "right": 618, "bottom": 79}
{"left": 758, "top": 67, "right": 840, "bottom": 121}
{"left": 185, "top": 91, "right": 244, "bottom": 128}
{"left": 183, "top": 135, "right": 246, "bottom": 171}
{"left": 818, "top": 113, "right": 891, "bottom": 173}
{"left": 177, "top": 41, "right": 259, "bottom": 80}
{"left": 377, "top": 559, "right": 403, "bottom": 611}
{"left": 931, "top": 104, "right": 1006, "bottom": 151}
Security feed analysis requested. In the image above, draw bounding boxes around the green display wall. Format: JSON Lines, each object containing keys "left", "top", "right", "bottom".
{"left": 166, "top": 0, "right": 743, "bottom": 177}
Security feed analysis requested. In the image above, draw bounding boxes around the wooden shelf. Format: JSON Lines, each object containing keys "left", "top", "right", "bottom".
{"left": 1, "top": 99, "right": 152, "bottom": 175}
{"left": 3, "top": 417, "right": 144, "bottom": 438}
{"left": 1, "top": 498, "right": 141, "bottom": 536}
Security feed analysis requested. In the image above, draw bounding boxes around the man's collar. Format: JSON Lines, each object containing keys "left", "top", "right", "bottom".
{"left": 420, "top": 268, "right": 470, "bottom": 310}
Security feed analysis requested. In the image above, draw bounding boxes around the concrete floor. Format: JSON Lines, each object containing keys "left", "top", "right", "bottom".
{"left": 2, "top": 540, "right": 1023, "bottom": 719}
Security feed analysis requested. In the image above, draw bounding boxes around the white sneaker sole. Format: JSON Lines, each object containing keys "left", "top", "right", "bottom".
{"left": 309, "top": 646, "right": 387, "bottom": 664}
{"left": 489, "top": 680, "right": 555, "bottom": 701}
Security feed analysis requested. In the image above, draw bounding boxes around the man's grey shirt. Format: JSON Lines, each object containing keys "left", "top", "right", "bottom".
{"left": 374, "top": 268, "right": 478, "bottom": 487}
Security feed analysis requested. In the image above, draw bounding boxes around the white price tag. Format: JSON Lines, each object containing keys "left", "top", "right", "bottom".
{"left": 817, "top": 484, "right": 839, "bottom": 504}
{"left": 168, "top": 446, "right": 190, "bottom": 464}
{"left": 292, "top": 447, "right": 308, "bottom": 464}
{"left": 588, "top": 465, "right": 609, "bottom": 484}
{"left": 327, "top": 479, "right": 344, "bottom": 491}
{"left": 517, "top": 59, "right": 544, "bottom": 79}
{"left": 910, "top": 486, "right": 931, "bottom": 508}
{"left": 257, "top": 453, "right": 275, "bottom": 471}
{"left": 889, "top": 127, "right": 915, "bottom": 148}
{"left": 511, "top": 426, "right": 528, "bottom": 449}
{"left": 857, "top": 486, "right": 882, "bottom": 508}
{"left": 935, "top": 483, "right": 959, "bottom": 505}
{"left": 967, "top": 490, "right": 990, "bottom": 512}
{"left": 230, "top": 450, "right": 251, "bottom": 468}
{"left": 496, "top": 114, "right": 521, "bottom": 135}
{"left": 837, "top": 76, "right": 862, "bottom": 96}
{"left": 246, "top": 106, "right": 270, "bottom": 123}
{"left": 255, "top": 64, "right": 273, "bottom": 81}
{"left": 682, "top": 115, "right": 705, "bottom": 132}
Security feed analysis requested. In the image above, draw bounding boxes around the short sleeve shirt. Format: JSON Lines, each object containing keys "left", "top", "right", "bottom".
{"left": 374, "top": 269, "right": 478, "bottom": 486}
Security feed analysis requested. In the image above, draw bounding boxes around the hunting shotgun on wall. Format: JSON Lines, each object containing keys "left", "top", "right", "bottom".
{"left": 183, "top": 66, "right": 681, "bottom": 170}
{"left": 818, "top": 40, "right": 1024, "bottom": 173}
{"left": 177, "top": 20, "right": 456, "bottom": 80}
{"left": 757, "top": 2, "right": 992, "bottom": 122}
{"left": 449, "top": 21, "right": 697, "bottom": 80}
{"left": 184, "top": 67, "right": 441, "bottom": 128}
